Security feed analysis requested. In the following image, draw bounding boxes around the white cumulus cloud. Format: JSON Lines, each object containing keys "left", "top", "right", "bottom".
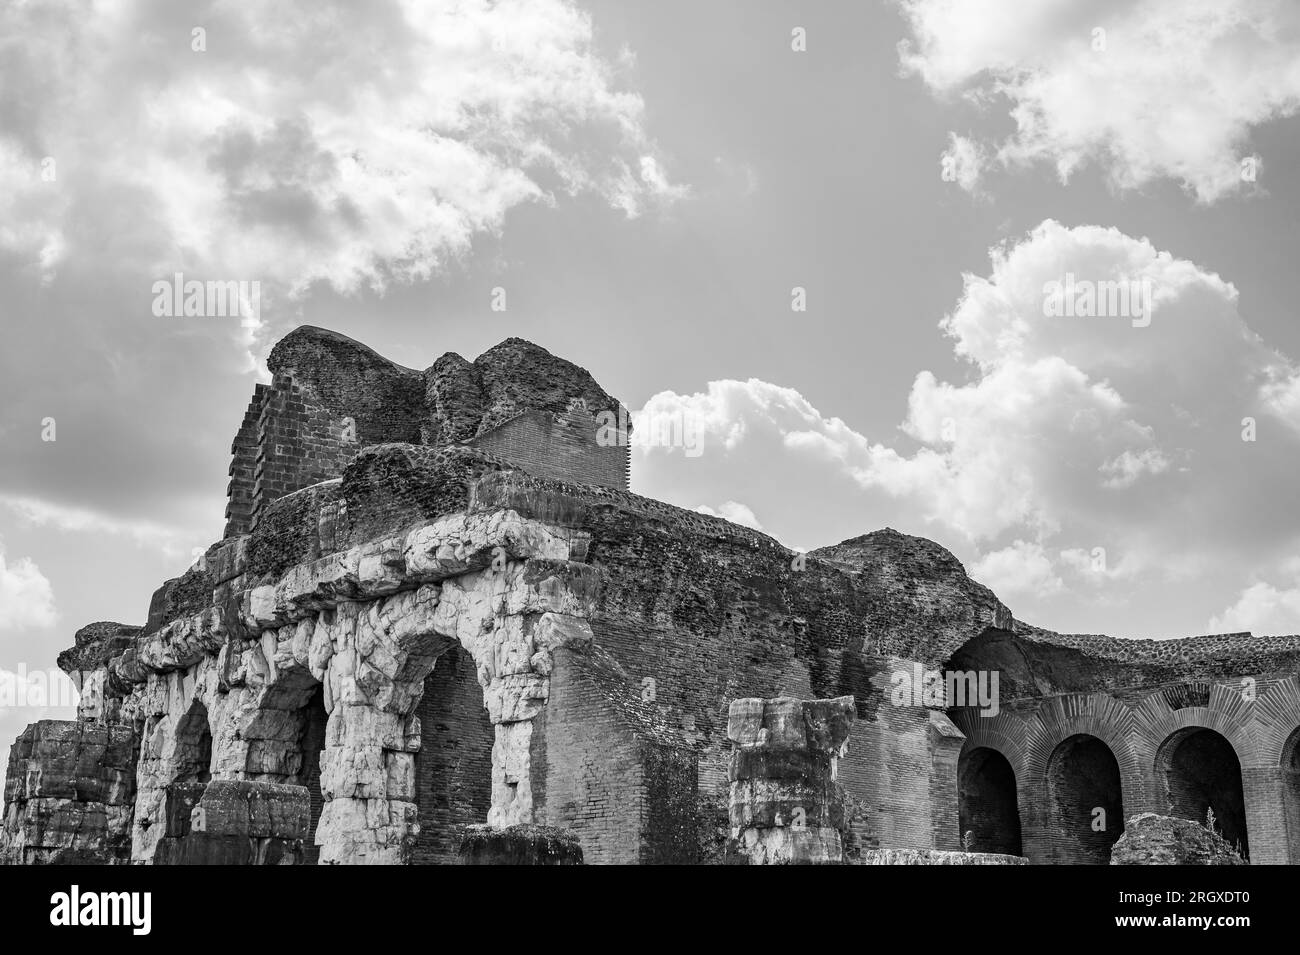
{"left": 897, "top": 0, "right": 1300, "bottom": 202}
{"left": 0, "top": 0, "right": 679, "bottom": 295}
{"left": 0, "top": 543, "right": 58, "bottom": 631}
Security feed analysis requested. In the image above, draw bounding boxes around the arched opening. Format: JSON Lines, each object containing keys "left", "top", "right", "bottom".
{"left": 1281, "top": 727, "right": 1300, "bottom": 865}
{"left": 1046, "top": 734, "right": 1124, "bottom": 864}
{"left": 1158, "top": 727, "right": 1248, "bottom": 860}
{"left": 173, "top": 702, "right": 213, "bottom": 784}
{"left": 298, "top": 685, "right": 328, "bottom": 865}
{"left": 413, "top": 642, "right": 494, "bottom": 863}
{"left": 958, "top": 746, "right": 1022, "bottom": 855}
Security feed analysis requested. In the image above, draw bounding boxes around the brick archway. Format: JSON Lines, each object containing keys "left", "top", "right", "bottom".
{"left": 1044, "top": 734, "right": 1125, "bottom": 864}
{"left": 1155, "top": 726, "right": 1249, "bottom": 859}
{"left": 958, "top": 746, "right": 1023, "bottom": 855}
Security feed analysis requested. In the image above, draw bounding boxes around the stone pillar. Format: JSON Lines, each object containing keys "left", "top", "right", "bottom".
{"left": 726, "top": 695, "right": 856, "bottom": 865}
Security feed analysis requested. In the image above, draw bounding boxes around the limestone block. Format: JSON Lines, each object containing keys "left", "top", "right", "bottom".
{"left": 483, "top": 673, "right": 548, "bottom": 724}
{"left": 726, "top": 695, "right": 856, "bottom": 865}
{"left": 138, "top": 606, "right": 228, "bottom": 672}
{"left": 732, "top": 826, "right": 843, "bottom": 865}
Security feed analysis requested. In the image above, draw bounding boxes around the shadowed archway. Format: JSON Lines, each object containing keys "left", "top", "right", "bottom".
{"left": 1157, "top": 727, "right": 1248, "bottom": 859}
{"left": 1046, "top": 733, "right": 1124, "bottom": 864}
{"left": 958, "top": 746, "right": 1022, "bottom": 855}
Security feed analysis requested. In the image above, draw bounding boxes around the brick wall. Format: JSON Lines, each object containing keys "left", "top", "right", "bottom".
{"left": 249, "top": 373, "right": 359, "bottom": 531}
{"left": 412, "top": 643, "right": 493, "bottom": 864}
{"left": 224, "top": 384, "right": 267, "bottom": 538}
{"left": 542, "top": 649, "right": 644, "bottom": 864}
{"left": 469, "top": 407, "right": 629, "bottom": 490}
{"left": 1044, "top": 734, "right": 1124, "bottom": 864}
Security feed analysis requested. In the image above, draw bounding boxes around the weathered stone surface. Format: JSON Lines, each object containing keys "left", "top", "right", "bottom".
{"left": 0, "top": 720, "right": 138, "bottom": 864}
{"left": 1110, "top": 814, "right": 1247, "bottom": 865}
{"left": 457, "top": 824, "right": 583, "bottom": 865}
{"left": 860, "top": 849, "right": 1027, "bottom": 865}
{"left": 725, "top": 696, "right": 856, "bottom": 865}
{"left": 153, "top": 780, "right": 310, "bottom": 865}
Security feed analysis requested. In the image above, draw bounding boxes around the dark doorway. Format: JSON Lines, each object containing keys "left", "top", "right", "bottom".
{"left": 1159, "top": 727, "right": 1248, "bottom": 859}
{"left": 413, "top": 643, "right": 494, "bottom": 863}
{"left": 1046, "top": 734, "right": 1124, "bottom": 863}
{"left": 958, "top": 746, "right": 1022, "bottom": 855}
{"left": 298, "top": 685, "right": 328, "bottom": 864}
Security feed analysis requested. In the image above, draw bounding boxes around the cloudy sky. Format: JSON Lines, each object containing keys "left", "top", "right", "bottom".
{"left": 2, "top": 0, "right": 1300, "bottom": 744}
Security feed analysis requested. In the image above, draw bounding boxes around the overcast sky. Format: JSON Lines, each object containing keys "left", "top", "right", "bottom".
{"left": 3, "top": 0, "right": 1300, "bottom": 746}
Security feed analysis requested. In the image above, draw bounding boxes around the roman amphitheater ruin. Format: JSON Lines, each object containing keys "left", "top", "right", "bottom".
{"left": 3, "top": 326, "right": 1298, "bottom": 864}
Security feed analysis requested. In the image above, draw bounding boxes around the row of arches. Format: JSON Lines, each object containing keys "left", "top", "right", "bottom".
{"left": 155, "top": 641, "right": 494, "bottom": 865}
{"left": 959, "top": 725, "right": 1278, "bottom": 862}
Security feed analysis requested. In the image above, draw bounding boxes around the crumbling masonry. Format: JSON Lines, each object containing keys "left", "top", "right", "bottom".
{"left": 3, "top": 326, "right": 1300, "bottom": 864}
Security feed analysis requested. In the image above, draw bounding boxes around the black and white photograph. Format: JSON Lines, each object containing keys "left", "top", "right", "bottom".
{"left": 0, "top": 0, "right": 1296, "bottom": 933}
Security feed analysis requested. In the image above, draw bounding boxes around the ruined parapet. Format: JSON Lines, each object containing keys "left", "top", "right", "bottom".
{"left": 457, "top": 824, "right": 584, "bottom": 865}
{"left": 152, "top": 780, "right": 311, "bottom": 865}
{"left": 726, "top": 696, "right": 856, "bottom": 865}
{"left": 224, "top": 328, "right": 632, "bottom": 537}
{"left": 0, "top": 720, "right": 138, "bottom": 864}
{"left": 1109, "top": 813, "right": 1247, "bottom": 865}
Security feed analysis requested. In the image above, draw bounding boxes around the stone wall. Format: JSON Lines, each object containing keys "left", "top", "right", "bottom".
{"left": 0, "top": 721, "right": 138, "bottom": 864}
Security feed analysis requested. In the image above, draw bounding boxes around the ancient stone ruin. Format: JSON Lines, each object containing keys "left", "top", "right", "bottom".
{"left": 3, "top": 325, "right": 1300, "bottom": 864}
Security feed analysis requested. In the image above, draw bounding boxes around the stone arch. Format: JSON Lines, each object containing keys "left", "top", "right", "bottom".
{"left": 308, "top": 554, "right": 595, "bottom": 863}
{"left": 1155, "top": 726, "right": 1249, "bottom": 859}
{"left": 957, "top": 746, "right": 1022, "bottom": 855}
{"left": 1044, "top": 734, "right": 1125, "bottom": 864}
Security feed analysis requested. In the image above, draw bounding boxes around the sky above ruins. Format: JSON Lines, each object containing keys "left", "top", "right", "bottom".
{"left": 2, "top": 0, "right": 1300, "bottom": 746}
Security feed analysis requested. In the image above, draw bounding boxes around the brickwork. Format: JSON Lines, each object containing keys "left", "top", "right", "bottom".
{"left": 224, "top": 384, "right": 267, "bottom": 537}
{"left": 1044, "top": 734, "right": 1124, "bottom": 864}
{"left": 542, "top": 649, "right": 644, "bottom": 864}
{"left": 412, "top": 643, "right": 493, "bottom": 864}
{"left": 469, "top": 406, "right": 628, "bottom": 490}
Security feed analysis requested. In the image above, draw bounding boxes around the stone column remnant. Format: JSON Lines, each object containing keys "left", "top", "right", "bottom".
{"left": 726, "top": 695, "right": 856, "bottom": 864}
